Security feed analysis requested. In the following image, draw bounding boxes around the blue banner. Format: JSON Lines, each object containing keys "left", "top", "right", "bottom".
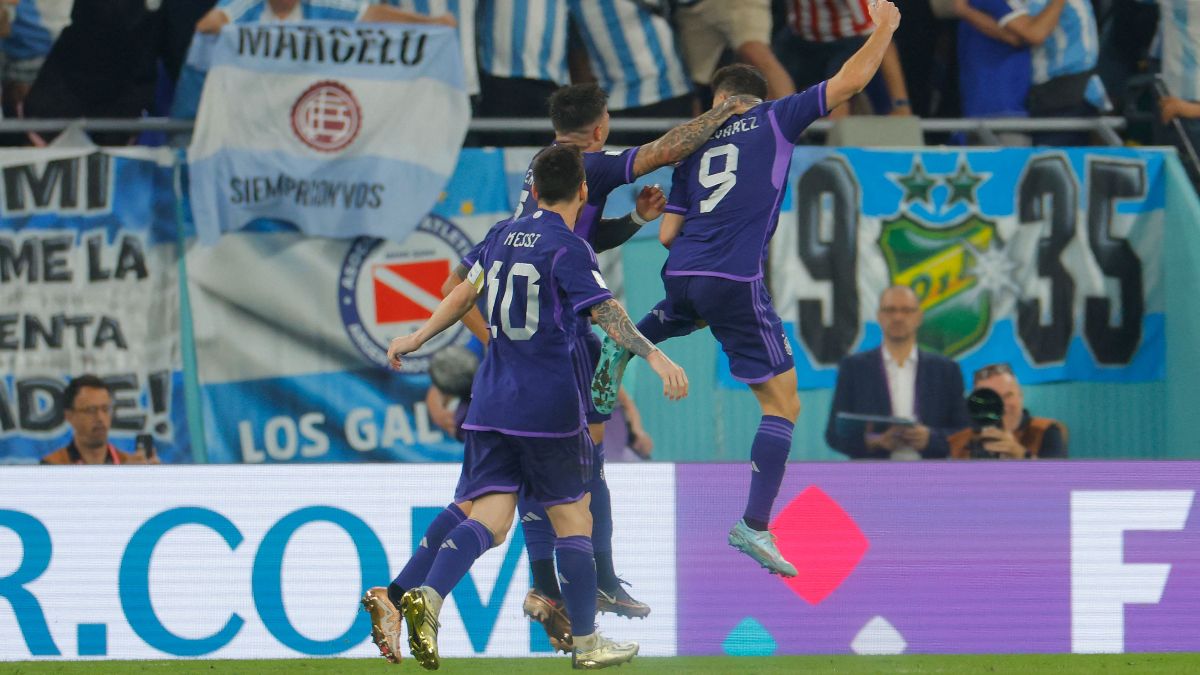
{"left": 187, "top": 148, "right": 510, "bottom": 463}
{"left": 0, "top": 148, "right": 191, "bottom": 463}
{"left": 187, "top": 22, "right": 469, "bottom": 244}
{"left": 720, "top": 147, "right": 1169, "bottom": 389}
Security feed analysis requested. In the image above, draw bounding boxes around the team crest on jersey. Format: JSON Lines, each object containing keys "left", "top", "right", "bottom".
{"left": 879, "top": 157, "right": 1005, "bottom": 357}
{"left": 290, "top": 80, "right": 362, "bottom": 152}
{"left": 338, "top": 214, "right": 475, "bottom": 372}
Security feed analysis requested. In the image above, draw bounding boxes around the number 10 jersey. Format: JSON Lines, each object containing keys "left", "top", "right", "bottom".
{"left": 462, "top": 209, "right": 613, "bottom": 437}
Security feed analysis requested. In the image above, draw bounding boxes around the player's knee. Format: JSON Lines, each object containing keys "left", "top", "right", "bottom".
{"left": 488, "top": 520, "right": 513, "bottom": 547}
{"left": 782, "top": 391, "right": 801, "bottom": 422}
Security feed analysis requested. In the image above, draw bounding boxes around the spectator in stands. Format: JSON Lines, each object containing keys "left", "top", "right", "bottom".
{"left": 0, "top": 0, "right": 71, "bottom": 122}
{"left": 40, "top": 375, "right": 155, "bottom": 465}
{"left": 825, "top": 286, "right": 969, "bottom": 460}
{"left": 387, "top": 0, "right": 478, "bottom": 99}
{"left": 954, "top": 0, "right": 1055, "bottom": 125}
{"left": 949, "top": 362, "right": 1068, "bottom": 459}
{"left": 955, "top": 0, "right": 1107, "bottom": 144}
{"left": 772, "top": 0, "right": 912, "bottom": 117}
{"left": 1150, "top": 0, "right": 1200, "bottom": 164}
{"left": 567, "top": 0, "right": 694, "bottom": 144}
{"left": 473, "top": 0, "right": 569, "bottom": 146}
{"left": 673, "top": 0, "right": 795, "bottom": 101}
{"left": 23, "top": 0, "right": 164, "bottom": 146}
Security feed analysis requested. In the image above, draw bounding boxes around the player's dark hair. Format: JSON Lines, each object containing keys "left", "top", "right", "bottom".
{"left": 549, "top": 84, "right": 609, "bottom": 134}
{"left": 64, "top": 374, "right": 110, "bottom": 410}
{"left": 533, "top": 145, "right": 585, "bottom": 205}
{"left": 711, "top": 64, "right": 768, "bottom": 101}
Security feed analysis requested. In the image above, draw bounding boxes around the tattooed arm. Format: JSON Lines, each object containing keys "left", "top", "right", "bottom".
{"left": 630, "top": 95, "right": 762, "bottom": 178}
{"left": 590, "top": 299, "right": 688, "bottom": 400}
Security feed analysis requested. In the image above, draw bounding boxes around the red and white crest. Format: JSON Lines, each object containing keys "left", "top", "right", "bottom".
{"left": 290, "top": 80, "right": 362, "bottom": 153}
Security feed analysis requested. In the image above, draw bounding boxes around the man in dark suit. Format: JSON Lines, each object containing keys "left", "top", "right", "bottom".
{"left": 826, "top": 286, "right": 969, "bottom": 459}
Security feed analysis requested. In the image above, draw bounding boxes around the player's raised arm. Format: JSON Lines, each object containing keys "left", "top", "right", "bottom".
{"left": 388, "top": 276, "right": 482, "bottom": 370}
{"left": 630, "top": 95, "right": 763, "bottom": 178}
{"left": 590, "top": 298, "right": 689, "bottom": 401}
{"left": 825, "top": 0, "right": 901, "bottom": 112}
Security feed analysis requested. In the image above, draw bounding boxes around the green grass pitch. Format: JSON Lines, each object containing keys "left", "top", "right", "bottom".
{"left": 2, "top": 655, "right": 1200, "bottom": 674}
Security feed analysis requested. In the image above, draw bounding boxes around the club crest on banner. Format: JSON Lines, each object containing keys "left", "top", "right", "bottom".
{"left": 290, "top": 80, "right": 362, "bottom": 153}
{"left": 879, "top": 157, "right": 1009, "bottom": 357}
{"left": 339, "top": 214, "right": 475, "bottom": 372}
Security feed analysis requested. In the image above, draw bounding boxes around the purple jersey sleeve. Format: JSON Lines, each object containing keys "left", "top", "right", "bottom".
{"left": 554, "top": 237, "right": 613, "bottom": 315}
{"left": 665, "top": 162, "right": 689, "bottom": 215}
{"left": 771, "top": 82, "right": 829, "bottom": 142}
{"left": 583, "top": 147, "right": 639, "bottom": 196}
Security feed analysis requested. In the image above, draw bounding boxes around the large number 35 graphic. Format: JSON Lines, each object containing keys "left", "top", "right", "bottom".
{"left": 796, "top": 155, "right": 1146, "bottom": 365}
{"left": 485, "top": 261, "right": 541, "bottom": 340}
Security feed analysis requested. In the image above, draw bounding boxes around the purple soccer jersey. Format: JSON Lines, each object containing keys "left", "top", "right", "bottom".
{"left": 462, "top": 209, "right": 613, "bottom": 437}
{"left": 458, "top": 146, "right": 637, "bottom": 271}
{"left": 512, "top": 144, "right": 640, "bottom": 247}
{"left": 664, "top": 82, "right": 829, "bottom": 281}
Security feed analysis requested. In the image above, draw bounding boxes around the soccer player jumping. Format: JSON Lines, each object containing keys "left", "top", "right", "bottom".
{"left": 385, "top": 145, "right": 687, "bottom": 670}
{"left": 592, "top": 0, "right": 903, "bottom": 577}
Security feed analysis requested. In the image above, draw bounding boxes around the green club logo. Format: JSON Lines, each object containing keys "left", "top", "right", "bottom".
{"left": 880, "top": 158, "right": 1011, "bottom": 357}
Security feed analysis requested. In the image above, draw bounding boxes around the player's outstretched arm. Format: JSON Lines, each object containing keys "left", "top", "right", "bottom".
{"left": 826, "top": 0, "right": 901, "bottom": 112}
{"left": 590, "top": 299, "right": 688, "bottom": 400}
{"left": 388, "top": 279, "right": 480, "bottom": 370}
{"left": 442, "top": 266, "right": 490, "bottom": 345}
{"left": 630, "top": 95, "right": 763, "bottom": 178}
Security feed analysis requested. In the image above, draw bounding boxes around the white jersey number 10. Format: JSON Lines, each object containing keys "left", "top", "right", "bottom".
{"left": 698, "top": 144, "right": 739, "bottom": 213}
{"left": 486, "top": 261, "right": 541, "bottom": 340}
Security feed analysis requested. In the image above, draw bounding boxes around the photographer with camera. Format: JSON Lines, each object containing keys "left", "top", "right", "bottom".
{"left": 949, "top": 363, "right": 1068, "bottom": 460}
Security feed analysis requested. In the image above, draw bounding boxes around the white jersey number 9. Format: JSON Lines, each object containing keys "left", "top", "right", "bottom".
{"left": 698, "top": 144, "right": 739, "bottom": 214}
{"left": 486, "top": 261, "right": 541, "bottom": 340}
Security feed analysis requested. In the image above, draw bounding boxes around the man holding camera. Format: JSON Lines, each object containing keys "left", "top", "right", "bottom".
{"left": 949, "top": 363, "right": 1068, "bottom": 459}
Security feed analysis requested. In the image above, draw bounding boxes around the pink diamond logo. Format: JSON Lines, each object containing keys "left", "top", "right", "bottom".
{"left": 771, "top": 485, "right": 869, "bottom": 605}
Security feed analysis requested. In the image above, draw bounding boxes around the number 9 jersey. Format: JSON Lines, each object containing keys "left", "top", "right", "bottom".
{"left": 663, "top": 81, "right": 829, "bottom": 282}
{"left": 462, "top": 209, "right": 614, "bottom": 437}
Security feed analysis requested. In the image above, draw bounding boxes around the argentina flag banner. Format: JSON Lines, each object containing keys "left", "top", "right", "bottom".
{"left": 188, "top": 21, "right": 469, "bottom": 244}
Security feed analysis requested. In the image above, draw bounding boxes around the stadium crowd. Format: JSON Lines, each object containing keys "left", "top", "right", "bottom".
{"left": 0, "top": 0, "right": 1191, "bottom": 148}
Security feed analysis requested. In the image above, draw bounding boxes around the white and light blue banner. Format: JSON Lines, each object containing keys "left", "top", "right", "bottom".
{"left": 757, "top": 148, "right": 1168, "bottom": 390}
{"left": 187, "top": 149, "right": 509, "bottom": 463}
{"left": 0, "top": 148, "right": 191, "bottom": 464}
{"left": 187, "top": 21, "right": 469, "bottom": 244}
{"left": 0, "top": 464, "right": 676, "bottom": 660}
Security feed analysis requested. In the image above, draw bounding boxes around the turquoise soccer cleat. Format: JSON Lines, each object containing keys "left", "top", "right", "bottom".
{"left": 728, "top": 519, "right": 798, "bottom": 578}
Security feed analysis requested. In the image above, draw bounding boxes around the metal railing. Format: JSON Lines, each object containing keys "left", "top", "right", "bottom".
{"left": 0, "top": 115, "right": 1130, "bottom": 147}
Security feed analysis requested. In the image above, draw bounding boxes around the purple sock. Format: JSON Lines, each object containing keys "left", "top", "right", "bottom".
{"left": 588, "top": 464, "right": 619, "bottom": 591}
{"left": 743, "top": 416, "right": 794, "bottom": 530}
{"left": 636, "top": 306, "right": 697, "bottom": 345}
{"left": 424, "top": 519, "right": 494, "bottom": 599}
{"left": 389, "top": 503, "right": 466, "bottom": 605}
{"left": 555, "top": 535, "right": 598, "bottom": 637}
